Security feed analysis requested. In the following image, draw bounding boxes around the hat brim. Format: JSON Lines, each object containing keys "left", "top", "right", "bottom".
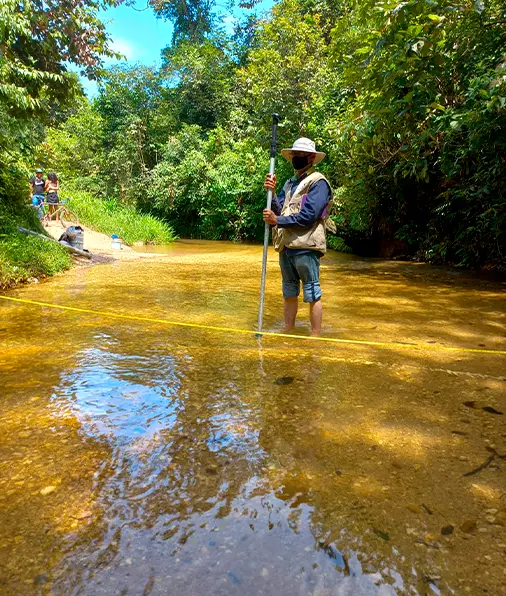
{"left": 280, "top": 148, "right": 325, "bottom": 166}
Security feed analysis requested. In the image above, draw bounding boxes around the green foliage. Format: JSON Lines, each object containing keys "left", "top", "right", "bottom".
{"left": 151, "top": 0, "right": 216, "bottom": 43}
{"left": 68, "top": 189, "right": 177, "bottom": 245}
{"left": 93, "top": 65, "right": 176, "bottom": 202}
{"left": 149, "top": 126, "right": 294, "bottom": 241}
{"left": 236, "top": 0, "right": 330, "bottom": 144}
{"left": 38, "top": 0, "right": 506, "bottom": 270}
{"left": 0, "top": 233, "right": 72, "bottom": 288}
{"left": 0, "top": 0, "right": 121, "bottom": 118}
{"left": 327, "top": 235, "right": 352, "bottom": 253}
{"left": 322, "top": 0, "right": 506, "bottom": 266}
{"left": 162, "top": 39, "right": 235, "bottom": 129}
{"left": 43, "top": 100, "right": 105, "bottom": 183}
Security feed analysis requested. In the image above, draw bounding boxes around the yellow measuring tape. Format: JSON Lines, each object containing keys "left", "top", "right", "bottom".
{"left": 1, "top": 294, "right": 505, "bottom": 356}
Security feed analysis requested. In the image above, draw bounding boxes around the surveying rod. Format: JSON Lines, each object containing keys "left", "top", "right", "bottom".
{"left": 257, "top": 113, "right": 281, "bottom": 334}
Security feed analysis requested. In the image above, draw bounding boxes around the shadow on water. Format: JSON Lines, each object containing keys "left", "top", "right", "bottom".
{"left": 0, "top": 241, "right": 505, "bottom": 595}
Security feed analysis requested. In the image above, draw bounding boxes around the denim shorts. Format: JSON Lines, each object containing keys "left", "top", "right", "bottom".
{"left": 279, "top": 250, "right": 322, "bottom": 303}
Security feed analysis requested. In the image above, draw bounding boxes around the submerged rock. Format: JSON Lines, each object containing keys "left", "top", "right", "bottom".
{"left": 274, "top": 376, "right": 295, "bottom": 385}
{"left": 482, "top": 406, "right": 503, "bottom": 415}
{"left": 460, "top": 520, "right": 477, "bottom": 533}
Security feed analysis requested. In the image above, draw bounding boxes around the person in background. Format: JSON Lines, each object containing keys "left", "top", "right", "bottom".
{"left": 44, "top": 172, "right": 59, "bottom": 219}
{"left": 263, "top": 137, "right": 333, "bottom": 336}
{"left": 30, "top": 169, "right": 45, "bottom": 214}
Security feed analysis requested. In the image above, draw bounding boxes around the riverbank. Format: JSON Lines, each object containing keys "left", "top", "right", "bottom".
{"left": 0, "top": 226, "right": 73, "bottom": 290}
{"left": 0, "top": 221, "right": 170, "bottom": 291}
{"left": 44, "top": 221, "right": 159, "bottom": 263}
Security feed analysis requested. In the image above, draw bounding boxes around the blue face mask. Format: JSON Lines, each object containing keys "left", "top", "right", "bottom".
{"left": 292, "top": 155, "right": 310, "bottom": 170}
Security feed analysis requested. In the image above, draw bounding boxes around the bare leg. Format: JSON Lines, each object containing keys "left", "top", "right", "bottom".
{"left": 309, "top": 298, "right": 322, "bottom": 336}
{"left": 283, "top": 297, "right": 298, "bottom": 332}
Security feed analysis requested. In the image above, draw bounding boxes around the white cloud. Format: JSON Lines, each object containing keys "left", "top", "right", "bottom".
{"left": 109, "top": 38, "right": 137, "bottom": 61}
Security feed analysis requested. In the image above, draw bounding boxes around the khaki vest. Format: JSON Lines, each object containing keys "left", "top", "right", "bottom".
{"left": 272, "top": 171, "right": 334, "bottom": 254}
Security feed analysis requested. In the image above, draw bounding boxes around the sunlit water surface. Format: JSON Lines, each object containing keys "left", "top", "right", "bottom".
{"left": 1, "top": 241, "right": 505, "bottom": 595}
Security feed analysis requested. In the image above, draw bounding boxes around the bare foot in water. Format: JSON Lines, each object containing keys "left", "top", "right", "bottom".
{"left": 280, "top": 326, "right": 295, "bottom": 334}
{"left": 311, "top": 330, "right": 321, "bottom": 337}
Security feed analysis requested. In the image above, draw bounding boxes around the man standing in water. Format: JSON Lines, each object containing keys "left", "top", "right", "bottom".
{"left": 263, "top": 137, "right": 333, "bottom": 336}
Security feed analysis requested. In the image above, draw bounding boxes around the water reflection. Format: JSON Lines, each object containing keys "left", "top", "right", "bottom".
{"left": 0, "top": 241, "right": 505, "bottom": 595}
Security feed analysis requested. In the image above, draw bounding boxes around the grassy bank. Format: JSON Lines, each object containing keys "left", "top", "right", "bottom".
{"left": 0, "top": 207, "right": 72, "bottom": 289}
{"left": 67, "top": 189, "right": 176, "bottom": 245}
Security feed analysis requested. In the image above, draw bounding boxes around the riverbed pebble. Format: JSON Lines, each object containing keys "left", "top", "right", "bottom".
{"left": 40, "top": 486, "right": 57, "bottom": 496}
{"left": 460, "top": 520, "right": 477, "bottom": 533}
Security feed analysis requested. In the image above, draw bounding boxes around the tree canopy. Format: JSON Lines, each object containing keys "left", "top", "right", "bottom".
{"left": 3, "top": 0, "right": 506, "bottom": 268}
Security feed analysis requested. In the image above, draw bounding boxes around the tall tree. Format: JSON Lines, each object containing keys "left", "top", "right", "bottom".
{"left": 0, "top": 0, "right": 121, "bottom": 117}
{"left": 149, "top": 0, "right": 215, "bottom": 43}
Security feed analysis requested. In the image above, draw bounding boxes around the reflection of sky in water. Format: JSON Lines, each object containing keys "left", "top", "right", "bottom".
{"left": 54, "top": 345, "right": 182, "bottom": 443}
{"left": 47, "top": 335, "right": 409, "bottom": 595}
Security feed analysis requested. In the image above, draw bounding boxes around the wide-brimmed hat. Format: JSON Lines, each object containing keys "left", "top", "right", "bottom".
{"left": 280, "top": 137, "right": 325, "bottom": 165}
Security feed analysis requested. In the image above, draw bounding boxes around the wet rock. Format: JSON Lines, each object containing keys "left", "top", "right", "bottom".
{"left": 274, "top": 376, "right": 295, "bottom": 385}
{"left": 261, "top": 568, "right": 269, "bottom": 578}
{"left": 463, "top": 401, "right": 477, "bottom": 409}
{"left": 460, "top": 520, "right": 477, "bottom": 533}
{"left": 334, "top": 469, "right": 343, "bottom": 476}
{"left": 407, "top": 504, "right": 422, "bottom": 514}
{"left": 424, "top": 532, "right": 439, "bottom": 543}
{"left": 441, "top": 525, "right": 454, "bottom": 536}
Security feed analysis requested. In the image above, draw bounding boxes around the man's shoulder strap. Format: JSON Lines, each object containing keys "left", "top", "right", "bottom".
{"left": 296, "top": 171, "right": 332, "bottom": 195}
{"left": 305, "top": 171, "right": 326, "bottom": 184}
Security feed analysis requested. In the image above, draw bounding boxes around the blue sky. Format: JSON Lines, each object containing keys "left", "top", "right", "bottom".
{"left": 80, "top": 0, "right": 274, "bottom": 96}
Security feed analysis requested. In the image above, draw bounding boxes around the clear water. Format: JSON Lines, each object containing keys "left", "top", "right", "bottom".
{"left": 1, "top": 241, "right": 505, "bottom": 595}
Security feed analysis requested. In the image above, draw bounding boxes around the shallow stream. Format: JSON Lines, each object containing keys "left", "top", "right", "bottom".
{"left": 1, "top": 241, "right": 505, "bottom": 595}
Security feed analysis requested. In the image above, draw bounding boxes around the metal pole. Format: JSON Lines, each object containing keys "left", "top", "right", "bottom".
{"left": 257, "top": 113, "right": 281, "bottom": 334}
